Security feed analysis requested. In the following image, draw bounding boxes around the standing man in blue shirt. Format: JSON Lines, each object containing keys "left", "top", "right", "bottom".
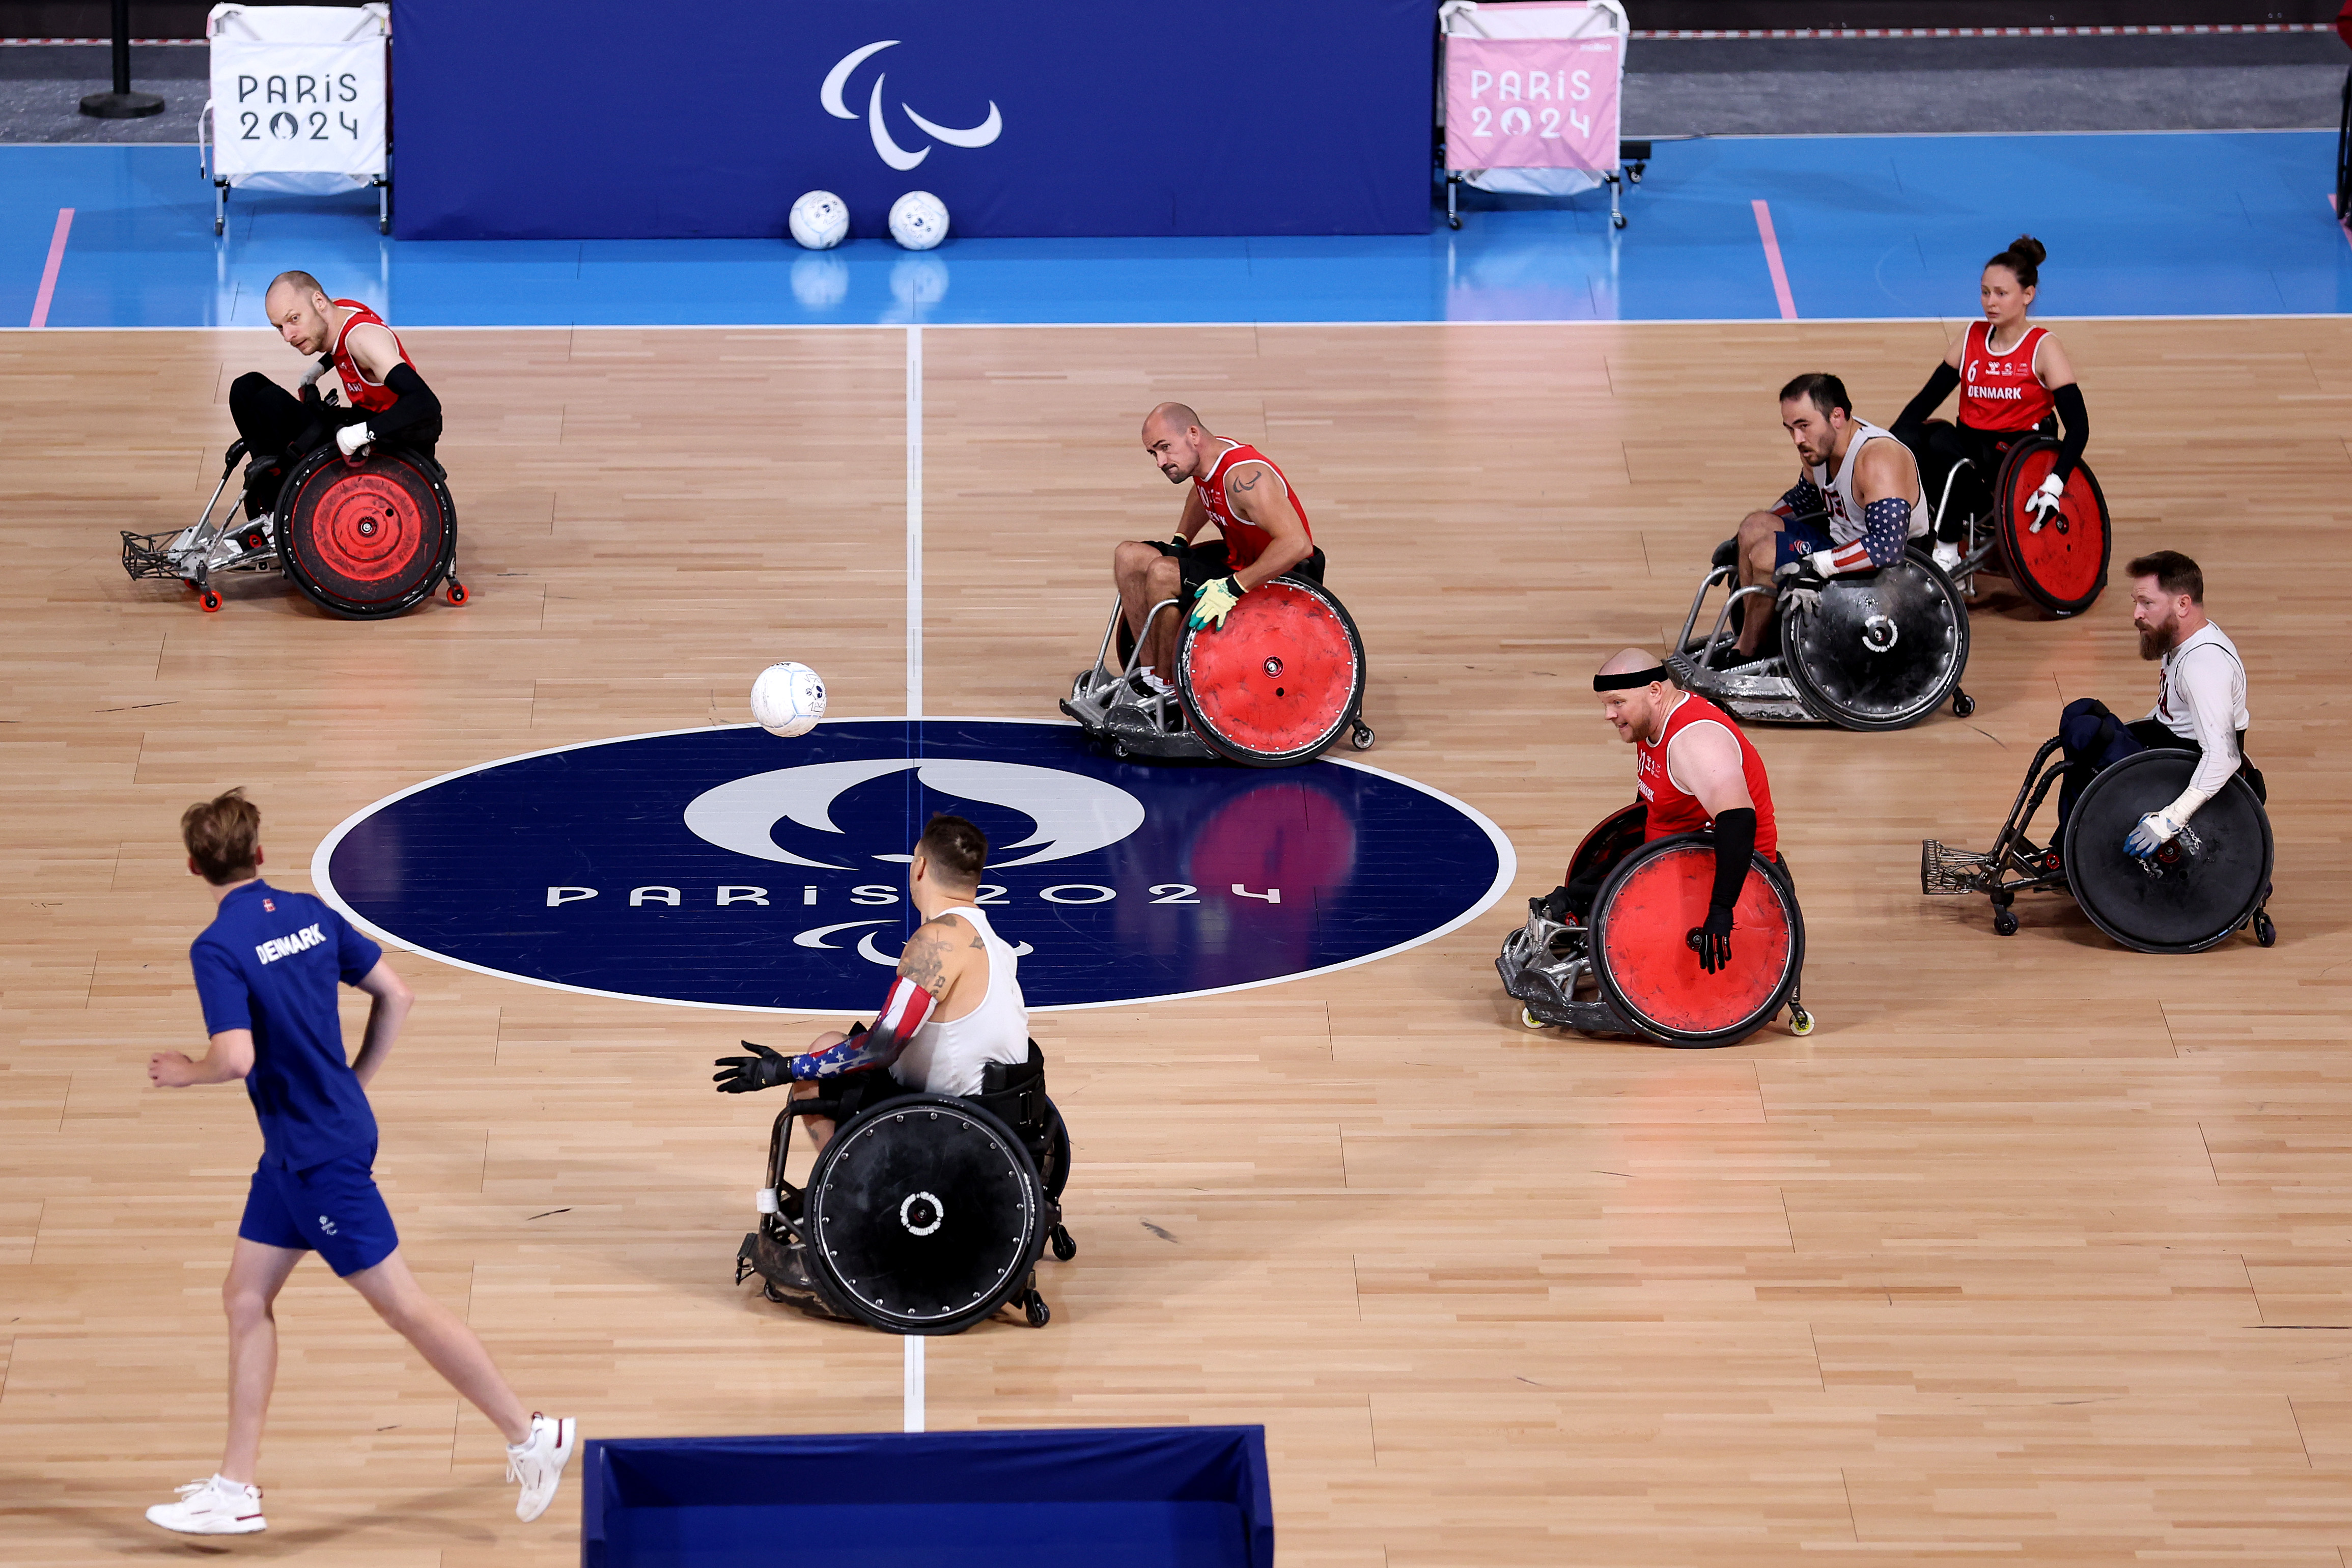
{"left": 142, "top": 789, "right": 576, "bottom": 1535}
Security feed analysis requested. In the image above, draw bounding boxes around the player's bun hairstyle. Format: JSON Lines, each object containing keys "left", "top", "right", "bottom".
{"left": 1986, "top": 235, "right": 2046, "bottom": 289}
{"left": 182, "top": 788, "right": 262, "bottom": 885}
{"left": 1778, "top": 372, "right": 1852, "bottom": 419}
{"left": 2126, "top": 549, "right": 2203, "bottom": 604}
{"left": 918, "top": 813, "right": 989, "bottom": 884}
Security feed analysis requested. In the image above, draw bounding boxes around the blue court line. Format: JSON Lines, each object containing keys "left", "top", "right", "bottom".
{"left": 3, "top": 131, "right": 2344, "bottom": 328}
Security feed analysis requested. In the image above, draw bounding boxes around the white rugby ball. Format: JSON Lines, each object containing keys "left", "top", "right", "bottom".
{"left": 788, "top": 190, "right": 849, "bottom": 250}
{"left": 749, "top": 661, "right": 827, "bottom": 738}
{"left": 888, "top": 190, "right": 949, "bottom": 251}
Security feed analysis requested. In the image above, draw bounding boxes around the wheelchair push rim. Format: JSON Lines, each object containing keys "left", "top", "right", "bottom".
{"left": 1590, "top": 834, "right": 1802, "bottom": 1047}
{"left": 2060, "top": 750, "right": 2273, "bottom": 955}
{"left": 1175, "top": 575, "right": 1366, "bottom": 767}
{"left": 1782, "top": 550, "right": 1970, "bottom": 732}
{"left": 277, "top": 445, "right": 456, "bottom": 620}
{"left": 1995, "top": 436, "right": 2110, "bottom": 617}
{"left": 803, "top": 1094, "right": 1046, "bottom": 1335}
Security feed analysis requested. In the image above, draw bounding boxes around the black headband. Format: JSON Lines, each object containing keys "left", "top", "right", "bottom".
{"left": 1593, "top": 663, "right": 1670, "bottom": 692}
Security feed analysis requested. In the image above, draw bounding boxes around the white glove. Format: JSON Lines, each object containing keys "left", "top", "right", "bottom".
{"left": 335, "top": 422, "right": 374, "bottom": 458}
{"left": 2124, "top": 809, "right": 2184, "bottom": 858}
{"left": 1806, "top": 549, "right": 1838, "bottom": 577}
{"left": 1774, "top": 559, "right": 1824, "bottom": 615}
{"left": 298, "top": 358, "right": 328, "bottom": 389}
{"left": 2025, "top": 472, "right": 2065, "bottom": 529}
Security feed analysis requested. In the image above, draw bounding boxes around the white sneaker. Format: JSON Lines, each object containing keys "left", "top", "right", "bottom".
{"left": 507, "top": 1413, "right": 577, "bottom": 1523}
{"left": 146, "top": 1474, "right": 266, "bottom": 1535}
{"left": 1930, "top": 539, "right": 1963, "bottom": 573}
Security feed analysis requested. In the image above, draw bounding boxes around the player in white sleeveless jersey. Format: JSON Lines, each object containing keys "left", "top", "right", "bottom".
{"left": 1727, "top": 373, "right": 1928, "bottom": 661}
{"left": 710, "top": 815, "right": 1030, "bottom": 1153}
{"left": 2044, "top": 550, "right": 2259, "bottom": 870}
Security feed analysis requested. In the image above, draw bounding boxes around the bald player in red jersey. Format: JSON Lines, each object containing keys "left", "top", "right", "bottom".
{"left": 1537, "top": 648, "right": 1781, "bottom": 975}
{"left": 225, "top": 270, "right": 444, "bottom": 519}
{"left": 1112, "top": 403, "right": 1322, "bottom": 701}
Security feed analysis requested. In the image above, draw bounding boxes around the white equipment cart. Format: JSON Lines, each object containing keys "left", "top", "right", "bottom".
{"left": 1439, "top": 0, "right": 1645, "bottom": 230}
{"left": 199, "top": 3, "right": 391, "bottom": 235}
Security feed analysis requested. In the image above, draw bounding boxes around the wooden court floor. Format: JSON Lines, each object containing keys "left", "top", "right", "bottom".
{"left": 3, "top": 318, "right": 2349, "bottom": 1565}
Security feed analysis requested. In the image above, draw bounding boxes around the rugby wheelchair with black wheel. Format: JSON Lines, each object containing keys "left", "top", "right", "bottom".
{"left": 1922, "top": 745, "right": 2275, "bottom": 952}
{"left": 735, "top": 1042, "right": 1075, "bottom": 1333}
{"left": 1061, "top": 572, "right": 1375, "bottom": 765}
{"left": 1669, "top": 535, "right": 1972, "bottom": 730}
{"left": 1498, "top": 804, "right": 1813, "bottom": 1047}
{"left": 121, "top": 436, "right": 465, "bottom": 618}
{"left": 1922, "top": 420, "right": 2111, "bottom": 617}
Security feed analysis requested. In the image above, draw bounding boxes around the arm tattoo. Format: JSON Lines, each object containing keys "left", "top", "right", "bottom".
{"left": 899, "top": 926, "right": 950, "bottom": 994}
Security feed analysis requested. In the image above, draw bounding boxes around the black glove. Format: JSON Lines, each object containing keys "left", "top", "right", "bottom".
{"left": 1168, "top": 534, "right": 1191, "bottom": 551}
{"left": 1536, "top": 885, "right": 1574, "bottom": 923}
{"left": 712, "top": 1041, "right": 791, "bottom": 1094}
{"left": 1685, "top": 904, "right": 1734, "bottom": 974}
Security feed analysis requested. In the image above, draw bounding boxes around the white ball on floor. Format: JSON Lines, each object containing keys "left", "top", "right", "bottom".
{"left": 788, "top": 190, "right": 849, "bottom": 250}
{"left": 750, "top": 662, "right": 827, "bottom": 738}
{"left": 888, "top": 191, "right": 949, "bottom": 251}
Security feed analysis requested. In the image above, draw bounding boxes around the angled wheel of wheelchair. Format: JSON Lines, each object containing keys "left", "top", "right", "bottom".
{"left": 801, "top": 1094, "right": 1049, "bottom": 1335}
{"left": 1994, "top": 437, "right": 2110, "bottom": 617}
{"left": 1588, "top": 834, "right": 1803, "bottom": 1048}
{"left": 276, "top": 445, "right": 456, "bottom": 620}
{"left": 1569, "top": 802, "right": 1647, "bottom": 887}
{"left": 1175, "top": 575, "right": 1366, "bottom": 767}
{"left": 1781, "top": 550, "right": 1970, "bottom": 732}
{"left": 2061, "top": 750, "right": 2274, "bottom": 955}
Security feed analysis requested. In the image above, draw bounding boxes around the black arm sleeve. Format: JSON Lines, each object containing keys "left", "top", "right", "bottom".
{"left": 364, "top": 361, "right": 443, "bottom": 442}
{"left": 1892, "top": 361, "right": 1960, "bottom": 439}
{"left": 2049, "top": 382, "right": 2088, "bottom": 483}
{"left": 1707, "top": 807, "right": 1757, "bottom": 916}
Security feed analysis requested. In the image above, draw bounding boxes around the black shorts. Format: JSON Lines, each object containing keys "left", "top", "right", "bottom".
{"left": 1149, "top": 538, "right": 1326, "bottom": 601}
{"left": 802, "top": 1067, "right": 923, "bottom": 1124}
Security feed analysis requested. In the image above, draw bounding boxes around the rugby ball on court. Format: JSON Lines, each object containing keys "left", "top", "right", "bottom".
{"left": 888, "top": 191, "right": 949, "bottom": 251}
{"left": 789, "top": 190, "right": 849, "bottom": 250}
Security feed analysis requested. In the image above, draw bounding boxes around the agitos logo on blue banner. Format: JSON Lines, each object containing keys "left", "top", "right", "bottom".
{"left": 312, "top": 719, "right": 1514, "bottom": 1013}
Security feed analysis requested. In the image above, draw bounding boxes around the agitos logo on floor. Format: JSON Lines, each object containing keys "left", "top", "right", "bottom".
{"left": 312, "top": 719, "right": 1514, "bottom": 1012}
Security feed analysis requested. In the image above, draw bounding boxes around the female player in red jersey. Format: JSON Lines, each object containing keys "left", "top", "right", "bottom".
{"left": 1891, "top": 235, "right": 2088, "bottom": 571}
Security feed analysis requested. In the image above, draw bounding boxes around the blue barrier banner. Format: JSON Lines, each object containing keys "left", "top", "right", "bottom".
{"left": 395, "top": 0, "right": 1436, "bottom": 241}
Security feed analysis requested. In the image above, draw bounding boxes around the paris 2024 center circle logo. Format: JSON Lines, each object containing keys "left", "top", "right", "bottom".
{"left": 312, "top": 719, "right": 1515, "bottom": 1012}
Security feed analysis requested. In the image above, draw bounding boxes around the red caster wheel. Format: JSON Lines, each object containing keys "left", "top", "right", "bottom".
{"left": 199, "top": 590, "right": 222, "bottom": 613}
{"left": 445, "top": 579, "right": 468, "bottom": 606}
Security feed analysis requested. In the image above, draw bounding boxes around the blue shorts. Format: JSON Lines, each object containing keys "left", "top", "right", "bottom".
{"left": 1773, "top": 513, "right": 1837, "bottom": 569}
{"left": 239, "top": 1147, "right": 400, "bottom": 1277}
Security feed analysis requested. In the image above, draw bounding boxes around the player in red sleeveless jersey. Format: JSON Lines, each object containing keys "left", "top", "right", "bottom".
{"left": 1890, "top": 235, "right": 2088, "bottom": 571}
{"left": 225, "top": 270, "right": 444, "bottom": 518}
{"left": 1535, "top": 649, "right": 1782, "bottom": 975}
{"left": 1111, "top": 402, "right": 1323, "bottom": 702}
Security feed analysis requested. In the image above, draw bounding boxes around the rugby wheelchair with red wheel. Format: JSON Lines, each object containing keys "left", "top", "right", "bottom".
{"left": 1922, "top": 421, "right": 2111, "bottom": 617}
{"left": 735, "top": 1042, "right": 1076, "bottom": 1333}
{"left": 1669, "top": 534, "right": 1972, "bottom": 730}
{"left": 1060, "top": 572, "right": 1375, "bottom": 765}
{"left": 1922, "top": 745, "right": 2275, "bottom": 952}
{"left": 1498, "top": 804, "right": 1813, "bottom": 1047}
{"left": 121, "top": 436, "right": 464, "bottom": 618}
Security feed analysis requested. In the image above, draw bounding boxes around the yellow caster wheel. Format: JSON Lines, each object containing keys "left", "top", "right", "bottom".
{"left": 1787, "top": 1005, "right": 1815, "bottom": 1037}
{"left": 1520, "top": 1006, "right": 1547, "bottom": 1032}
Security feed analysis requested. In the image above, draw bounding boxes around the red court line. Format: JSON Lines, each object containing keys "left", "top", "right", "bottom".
{"left": 1637, "top": 22, "right": 2327, "bottom": 37}
{"left": 1751, "top": 199, "right": 1797, "bottom": 321}
{"left": 29, "top": 207, "right": 73, "bottom": 330}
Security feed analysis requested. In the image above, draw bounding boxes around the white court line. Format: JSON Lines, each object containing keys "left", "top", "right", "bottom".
{"left": 906, "top": 324, "right": 922, "bottom": 720}
{"left": 904, "top": 1335, "right": 926, "bottom": 1432}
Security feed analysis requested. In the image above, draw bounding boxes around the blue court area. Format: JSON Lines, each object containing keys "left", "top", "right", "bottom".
{"left": 2, "top": 129, "right": 2344, "bottom": 327}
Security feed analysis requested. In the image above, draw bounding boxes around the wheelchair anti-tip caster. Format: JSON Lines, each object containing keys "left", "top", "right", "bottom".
{"left": 2254, "top": 910, "right": 2277, "bottom": 947}
{"left": 1351, "top": 721, "right": 1376, "bottom": 750}
{"left": 1448, "top": 213, "right": 1463, "bottom": 231}
{"left": 1951, "top": 689, "right": 1976, "bottom": 718}
{"left": 1787, "top": 1004, "right": 1815, "bottom": 1036}
{"left": 1993, "top": 909, "right": 2020, "bottom": 937}
{"left": 762, "top": 1281, "right": 788, "bottom": 1304}
{"left": 1611, "top": 212, "right": 1627, "bottom": 230}
{"left": 1050, "top": 1225, "right": 1077, "bottom": 1262}
{"left": 200, "top": 590, "right": 221, "bottom": 613}
{"left": 1024, "top": 1289, "right": 1051, "bottom": 1328}
{"left": 1520, "top": 1005, "right": 1546, "bottom": 1032}
{"left": 446, "top": 579, "right": 468, "bottom": 606}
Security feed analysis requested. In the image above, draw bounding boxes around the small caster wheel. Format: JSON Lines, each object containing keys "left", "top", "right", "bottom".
{"left": 1611, "top": 211, "right": 1628, "bottom": 230}
{"left": 1111, "top": 741, "right": 1130, "bottom": 760}
{"left": 1050, "top": 1225, "right": 1077, "bottom": 1261}
{"left": 1787, "top": 1005, "right": 1815, "bottom": 1037}
{"left": 1448, "top": 213, "right": 1463, "bottom": 231}
{"left": 213, "top": 216, "right": 224, "bottom": 236}
{"left": 200, "top": 590, "right": 221, "bottom": 613}
{"left": 445, "top": 579, "right": 468, "bottom": 606}
{"left": 1993, "top": 909, "right": 2019, "bottom": 937}
{"left": 1519, "top": 1005, "right": 1547, "bottom": 1032}
{"left": 1951, "top": 689, "right": 1976, "bottom": 718}
{"left": 2254, "top": 910, "right": 2276, "bottom": 947}
{"left": 761, "top": 1281, "right": 787, "bottom": 1304}
{"left": 1025, "top": 1291, "right": 1050, "bottom": 1328}
{"left": 378, "top": 215, "right": 390, "bottom": 236}
{"left": 1350, "top": 722, "right": 1376, "bottom": 750}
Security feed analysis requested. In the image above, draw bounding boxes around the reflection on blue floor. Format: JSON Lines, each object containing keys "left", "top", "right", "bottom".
{"left": 3, "top": 131, "right": 2343, "bottom": 327}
